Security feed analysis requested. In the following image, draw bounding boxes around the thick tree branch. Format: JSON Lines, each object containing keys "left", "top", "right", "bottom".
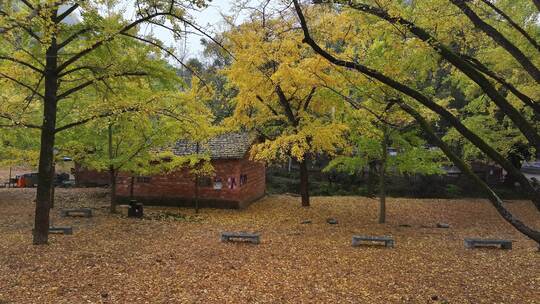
{"left": 534, "top": 0, "right": 540, "bottom": 12}
{"left": 55, "top": 3, "right": 79, "bottom": 23}
{"left": 256, "top": 95, "right": 280, "bottom": 117}
{"left": 0, "top": 56, "right": 43, "bottom": 74}
{"left": 275, "top": 86, "right": 299, "bottom": 126}
{"left": 450, "top": 0, "right": 540, "bottom": 82}
{"left": 301, "top": 87, "right": 316, "bottom": 111}
{"left": 479, "top": 0, "right": 540, "bottom": 52}
{"left": 463, "top": 55, "right": 540, "bottom": 115}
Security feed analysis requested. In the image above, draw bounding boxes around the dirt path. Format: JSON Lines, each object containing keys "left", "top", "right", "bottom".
{"left": 0, "top": 188, "right": 538, "bottom": 303}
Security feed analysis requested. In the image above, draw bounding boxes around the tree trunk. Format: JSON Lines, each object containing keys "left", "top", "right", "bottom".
{"left": 535, "top": 0, "right": 540, "bottom": 12}
{"left": 195, "top": 177, "right": 200, "bottom": 213}
{"left": 108, "top": 124, "right": 117, "bottom": 213}
{"left": 50, "top": 163, "right": 55, "bottom": 210}
{"left": 378, "top": 128, "right": 389, "bottom": 224}
{"left": 109, "top": 168, "right": 117, "bottom": 213}
{"left": 33, "top": 36, "right": 59, "bottom": 245}
{"left": 367, "top": 161, "right": 377, "bottom": 196}
{"left": 299, "top": 159, "right": 310, "bottom": 207}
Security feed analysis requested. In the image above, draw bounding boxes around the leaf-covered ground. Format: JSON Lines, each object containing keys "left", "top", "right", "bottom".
{"left": 0, "top": 188, "right": 538, "bottom": 303}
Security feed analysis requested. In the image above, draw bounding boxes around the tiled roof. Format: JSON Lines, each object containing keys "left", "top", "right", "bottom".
{"left": 172, "top": 132, "right": 253, "bottom": 159}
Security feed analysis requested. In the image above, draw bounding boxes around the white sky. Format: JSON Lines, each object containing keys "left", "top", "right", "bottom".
{"left": 149, "top": 0, "right": 242, "bottom": 60}
{"left": 184, "top": 0, "right": 236, "bottom": 57}
{"left": 64, "top": 1, "right": 245, "bottom": 61}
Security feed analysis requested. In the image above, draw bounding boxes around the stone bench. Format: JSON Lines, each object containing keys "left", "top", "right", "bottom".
{"left": 49, "top": 226, "right": 73, "bottom": 235}
{"left": 60, "top": 208, "right": 92, "bottom": 218}
{"left": 220, "top": 232, "right": 260, "bottom": 244}
{"left": 464, "top": 238, "right": 512, "bottom": 249}
{"left": 352, "top": 235, "right": 394, "bottom": 248}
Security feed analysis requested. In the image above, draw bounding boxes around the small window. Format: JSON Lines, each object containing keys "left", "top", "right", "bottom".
{"left": 240, "top": 174, "right": 248, "bottom": 186}
{"left": 197, "top": 177, "right": 212, "bottom": 187}
{"left": 136, "top": 176, "right": 151, "bottom": 183}
{"left": 213, "top": 177, "right": 223, "bottom": 190}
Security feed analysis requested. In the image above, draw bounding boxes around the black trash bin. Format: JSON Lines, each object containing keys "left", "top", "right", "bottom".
{"left": 128, "top": 200, "right": 143, "bottom": 218}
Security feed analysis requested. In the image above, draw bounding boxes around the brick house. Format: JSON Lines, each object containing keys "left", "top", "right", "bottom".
{"left": 114, "top": 132, "right": 266, "bottom": 209}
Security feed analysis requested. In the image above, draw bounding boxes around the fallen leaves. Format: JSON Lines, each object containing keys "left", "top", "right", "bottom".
{"left": 0, "top": 188, "right": 538, "bottom": 303}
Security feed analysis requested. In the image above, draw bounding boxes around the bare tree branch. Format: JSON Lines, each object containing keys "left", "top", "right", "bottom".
{"left": 120, "top": 33, "right": 209, "bottom": 87}
{"left": 57, "top": 71, "right": 148, "bottom": 100}
{"left": 0, "top": 56, "right": 44, "bottom": 74}
{"left": 0, "top": 72, "right": 44, "bottom": 99}
{"left": 54, "top": 107, "right": 140, "bottom": 133}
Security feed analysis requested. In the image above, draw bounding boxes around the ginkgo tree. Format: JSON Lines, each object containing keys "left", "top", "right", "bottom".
{"left": 326, "top": 97, "right": 444, "bottom": 224}
{"left": 0, "top": 0, "right": 212, "bottom": 245}
{"left": 223, "top": 13, "right": 349, "bottom": 207}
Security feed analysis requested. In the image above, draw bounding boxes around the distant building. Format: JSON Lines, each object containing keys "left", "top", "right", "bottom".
{"left": 442, "top": 162, "right": 504, "bottom": 184}
{"left": 109, "top": 132, "right": 265, "bottom": 209}
{"left": 521, "top": 161, "right": 540, "bottom": 186}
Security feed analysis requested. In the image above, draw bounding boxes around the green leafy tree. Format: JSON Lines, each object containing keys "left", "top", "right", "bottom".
{"left": 326, "top": 101, "right": 443, "bottom": 223}
{"left": 0, "top": 0, "right": 211, "bottom": 244}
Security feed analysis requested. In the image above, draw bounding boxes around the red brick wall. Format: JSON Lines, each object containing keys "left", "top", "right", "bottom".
{"left": 238, "top": 158, "right": 266, "bottom": 207}
{"left": 115, "top": 157, "right": 266, "bottom": 209}
{"left": 74, "top": 163, "right": 110, "bottom": 186}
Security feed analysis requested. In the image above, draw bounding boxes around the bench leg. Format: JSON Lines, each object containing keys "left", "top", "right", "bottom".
{"left": 501, "top": 243, "right": 512, "bottom": 250}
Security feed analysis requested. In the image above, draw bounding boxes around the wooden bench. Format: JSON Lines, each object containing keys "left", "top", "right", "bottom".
{"left": 48, "top": 226, "right": 73, "bottom": 235}
{"left": 220, "top": 232, "right": 260, "bottom": 244}
{"left": 60, "top": 208, "right": 92, "bottom": 218}
{"left": 464, "top": 238, "right": 512, "bottom": 249}
{"left": 352, "top": 235, "right": 395, "bottom": 248}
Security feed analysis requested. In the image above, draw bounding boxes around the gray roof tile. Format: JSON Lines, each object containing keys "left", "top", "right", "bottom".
{"left": 172, "top": 132, "right": 253, "bottom": 159}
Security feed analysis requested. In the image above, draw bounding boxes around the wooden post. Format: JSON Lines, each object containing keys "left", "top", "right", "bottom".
{"left": 194, "top": 142, "right": 200, "bottom": 213}
{"left": 108, "top": 123, "right": 117, "bottom": 213}
{"left": 130, "top": 176, "right": 135, "bottom": 199}
{"left": 8, "top": 167, "right": 11, "bottom": 188}
{"left": 299, "top": 158, "right": 310, "bottom": 207}
{"left": 195, "top": 177, "right": 200, "bottom": 214}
